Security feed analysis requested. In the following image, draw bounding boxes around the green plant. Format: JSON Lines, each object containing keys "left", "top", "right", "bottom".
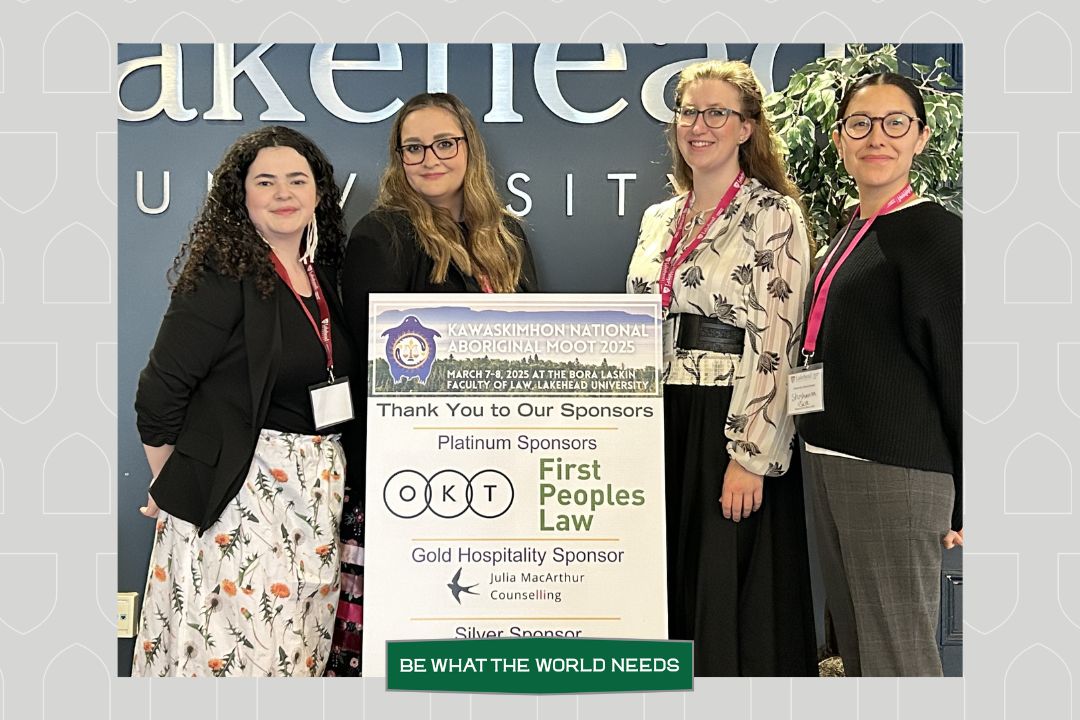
{"left": 765, "top": 44, "right": 963, "bottom": 246}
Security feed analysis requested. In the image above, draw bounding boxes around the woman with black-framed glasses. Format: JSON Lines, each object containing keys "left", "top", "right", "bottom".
{"left": 328, "top": 93, "right": 538, "bottom": 675}
{"left": 626, "top": 60, "right": 817, "bottom": 676}
{"left": 795, "top": 72, "right": 962, "bottom": 676}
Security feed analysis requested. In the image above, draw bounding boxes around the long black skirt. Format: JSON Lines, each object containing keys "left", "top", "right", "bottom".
{"left": 664, "top": 384, "right": 818, "bottom": 676}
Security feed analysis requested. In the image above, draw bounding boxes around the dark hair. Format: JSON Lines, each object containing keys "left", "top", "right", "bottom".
{"left": 837, "top": 72, "right": 928, "bottom": 126}
{"left": 169, "top": 125, "right": 346, "bottom": 298}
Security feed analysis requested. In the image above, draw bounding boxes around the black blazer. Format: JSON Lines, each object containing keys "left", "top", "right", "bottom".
{"left": 136, "top": 264, "right": 348, "bottom": 534}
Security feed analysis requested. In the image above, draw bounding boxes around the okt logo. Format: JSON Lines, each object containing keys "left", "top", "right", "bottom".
{"left": 383, "top": 469, "right": 514, "bottom": 519}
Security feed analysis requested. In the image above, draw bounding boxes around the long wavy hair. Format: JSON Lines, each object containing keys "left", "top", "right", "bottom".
{"left": 668, "top": 60, "right": 806, "bottom": 217}
{"left": 375, "top": 93, "right": 526, "bottom": 292}
{"left": 169, "top": 125, "right": 346, "bottom": 298}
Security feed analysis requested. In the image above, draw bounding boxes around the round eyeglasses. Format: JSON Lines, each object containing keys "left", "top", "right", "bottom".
{"left": 674, "top": 106, "right": 747, "bottom": 129}
{"left": 837, "top": 113, "right": 921, "bottom": 140}
{"left": 397, "top": 136, "right": 466, "bottom": 166}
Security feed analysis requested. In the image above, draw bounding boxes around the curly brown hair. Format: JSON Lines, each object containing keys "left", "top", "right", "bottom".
{"left": 169, "top": 126, "right": 346, "bottom": 298}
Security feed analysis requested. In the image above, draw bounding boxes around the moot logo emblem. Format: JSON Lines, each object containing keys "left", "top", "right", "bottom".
{"left": 382, "top": 315, "right": 440, "bottom": 384}
{"left": 384, "top": 469, "right": 515, "bottom": 519}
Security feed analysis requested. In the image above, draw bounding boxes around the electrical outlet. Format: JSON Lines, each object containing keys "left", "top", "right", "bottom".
{"left": 117, "top": 592, "right": 139, "bottom": 638}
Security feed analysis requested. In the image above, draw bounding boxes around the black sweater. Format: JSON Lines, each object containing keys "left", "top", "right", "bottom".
{"left": 796, "top": 201, "right": 962, "bottom": 531}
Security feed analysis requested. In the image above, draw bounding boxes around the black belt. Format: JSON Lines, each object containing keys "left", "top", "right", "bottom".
{"left": 673, "top": 314, "right": 745, "bottom": 354}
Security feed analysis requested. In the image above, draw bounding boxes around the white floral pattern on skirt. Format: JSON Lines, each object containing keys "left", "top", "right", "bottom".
{"left": 132, "top": 430, "right": 344, "bottom": 677}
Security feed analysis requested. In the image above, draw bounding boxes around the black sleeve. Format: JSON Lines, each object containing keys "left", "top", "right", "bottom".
{"left": 341, "top": 211, "right": 419, "bottom": 346}
{"left": 507, "top": 216, "right": 540, "bottom": 292}
{"left": 902, "top": 210, "right": 963, "bottom": 531}
{"left": 135, "top": 269, "right": 243, "bottom": 446}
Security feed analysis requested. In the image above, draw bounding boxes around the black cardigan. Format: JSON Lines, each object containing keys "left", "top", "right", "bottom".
{"left": 136, "top": 263, "right": 349, "bottom": 533}
{"left": 796, "top": 201, "right": 962, "bottom": 530}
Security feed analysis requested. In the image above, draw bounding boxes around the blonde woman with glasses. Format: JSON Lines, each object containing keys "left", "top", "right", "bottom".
{"left": 328, "top": 92, "right": 539, "bottom": 676}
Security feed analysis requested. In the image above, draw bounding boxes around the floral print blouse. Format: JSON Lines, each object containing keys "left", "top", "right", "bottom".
{"left": 626, "top": 177, "right": 811, "bottom": 477}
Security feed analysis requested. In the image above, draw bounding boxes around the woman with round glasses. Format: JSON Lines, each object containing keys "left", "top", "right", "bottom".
{"left": 626, "top": 60, "right": 817, "bottom": 676}
{"left": 329, "top": 92, "right": 538, "bottom": 676}
{"left": 796, "top": 72, "right": 962, "bottom": 676}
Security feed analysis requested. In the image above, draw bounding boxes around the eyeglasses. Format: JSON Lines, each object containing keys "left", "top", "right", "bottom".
{"left": 674, "top": 106, "right": 747, "bottom": 129}
{"left": 397, "top": 136, "right": 467, "bottom": 165}
{"left": 837, "top": 113, "right": 921, "bottom": 140}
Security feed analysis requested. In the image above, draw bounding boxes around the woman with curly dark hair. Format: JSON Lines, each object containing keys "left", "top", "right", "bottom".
{"left": 131, "top": 126, "right": 355, "bottom": 677}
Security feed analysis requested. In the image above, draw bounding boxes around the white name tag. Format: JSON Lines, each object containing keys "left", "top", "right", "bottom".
{"left": 787, "top": 363, "right": 824, "bottom": 415}
{"left": 309, "top": 376, "right": 354, "bottom": 430}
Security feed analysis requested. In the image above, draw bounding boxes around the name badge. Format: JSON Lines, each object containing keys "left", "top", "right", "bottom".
{"left": 787, "top": 363, "right": 824, "bottom": 415}
{"left": 309, "top": 376, "right": 354, "bottom": 430}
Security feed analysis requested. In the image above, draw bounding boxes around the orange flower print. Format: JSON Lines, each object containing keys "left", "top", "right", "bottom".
{"left": 319, "top": 584, "right": 331, "bottom": 596}
{"left": 271, "top": 468, "right": 289, "bottom": 483}
{"left": 221, "top": 579, "right": 237, "bottom": 596}
{"left": 331, "top": 471, "right": 341, "bottom": 481}
{"left": 242, "top": 585, "right": 254, "bottom": 596}
{"left": 321, "top": 469, "right": 330, "bottom": 481}
{"left": 153, "top": 565, "right": 166, "bottom": 582}
{"left": 312, "top": 436, "right": 323, "bottom": 445}
{"left": 306, "top": 655, "right": 316, "bottom": 669}
{"left": 155, "top": 521, "right": 165, "bottom": 533}
{"left": 214, "top": 533, "right": 230, "bottom": 547}
{"left": 315, "top": 545, "right": 332, "bottom": 558}
{"left": 270, "top": 583, "right": 291, "bottom": 599}
{"left": 207, "top": 658, "right": 223, "bottom": 671}
{"left": 143, "top": 640, "right": 153, "bottom": 653}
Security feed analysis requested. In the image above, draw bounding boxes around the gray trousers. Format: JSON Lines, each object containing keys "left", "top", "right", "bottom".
{"left": 801, "top": 448, "right": 954, "bottom": 677}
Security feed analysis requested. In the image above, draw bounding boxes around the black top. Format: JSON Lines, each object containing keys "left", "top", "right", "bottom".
{"left": 337, "top": 208, "right": 540, "bottom": 493}
{"left": 795, "top": 201, "right": 962, "bottom": 530}
{"left": 264, "top": 284, "right": 356, "bottom": 433}
{"left": 340, "top": 208, "right": 540, "bottom": 345}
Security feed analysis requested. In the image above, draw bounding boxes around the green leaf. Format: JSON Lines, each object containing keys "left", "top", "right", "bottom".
{"left": 912, "top": 63, "right": 932, "bottom": 75}
{"left": 937, "top": 72, "right": 956, "bottom": 88}
{"left": 935, "top": 57, "right": 950, "bottom": 69}
{"left": 787, "top": 73, "right": 809, "bottom": 96}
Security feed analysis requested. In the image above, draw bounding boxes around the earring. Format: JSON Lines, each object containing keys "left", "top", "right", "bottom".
{"left": 300, "top": 213, "right": 319, "bottom": 264}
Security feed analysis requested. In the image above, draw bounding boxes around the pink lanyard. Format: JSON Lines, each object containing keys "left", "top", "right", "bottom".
{"left": 802, "top": 184, "right": 914, "bottom": 359}
{"left": 658, "top": 171, "right": 745, "bottom": 310}
{"left": 269, "top": 253, "right": 337, "bottom": 381}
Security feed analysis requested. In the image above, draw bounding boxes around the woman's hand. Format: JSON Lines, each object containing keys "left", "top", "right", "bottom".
{"left": 139, "top": 493, "right": 160, "bottom": 519}
{"left": 721, "top": 461, "right": 764, "bottom": 522}
{"left": 943, "top": 528, "right": 964, "bottom": 549}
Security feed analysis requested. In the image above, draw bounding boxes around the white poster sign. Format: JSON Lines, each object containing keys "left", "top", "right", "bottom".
{"left": 362, "top": 294, "right": 667, "bottom": 676}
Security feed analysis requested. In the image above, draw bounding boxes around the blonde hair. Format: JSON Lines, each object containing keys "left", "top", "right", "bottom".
{"left": 376, "top": 93, "right": 527, "bottom": 292}
{"left": 668, "top": 60, "right": 804, "bottom": 214}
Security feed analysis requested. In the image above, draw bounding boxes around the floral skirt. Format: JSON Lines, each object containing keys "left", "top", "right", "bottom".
{"left": 132, "top": 430, "right": 345, "bottom": 677}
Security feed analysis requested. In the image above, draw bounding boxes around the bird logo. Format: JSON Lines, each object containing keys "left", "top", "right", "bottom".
{"left": 447, "top": 567, "right": 479, "bottom": 604}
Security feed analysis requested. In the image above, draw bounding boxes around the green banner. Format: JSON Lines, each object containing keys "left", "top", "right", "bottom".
{"left": 386, "top": 638, "right": 692, "bottom": 693}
